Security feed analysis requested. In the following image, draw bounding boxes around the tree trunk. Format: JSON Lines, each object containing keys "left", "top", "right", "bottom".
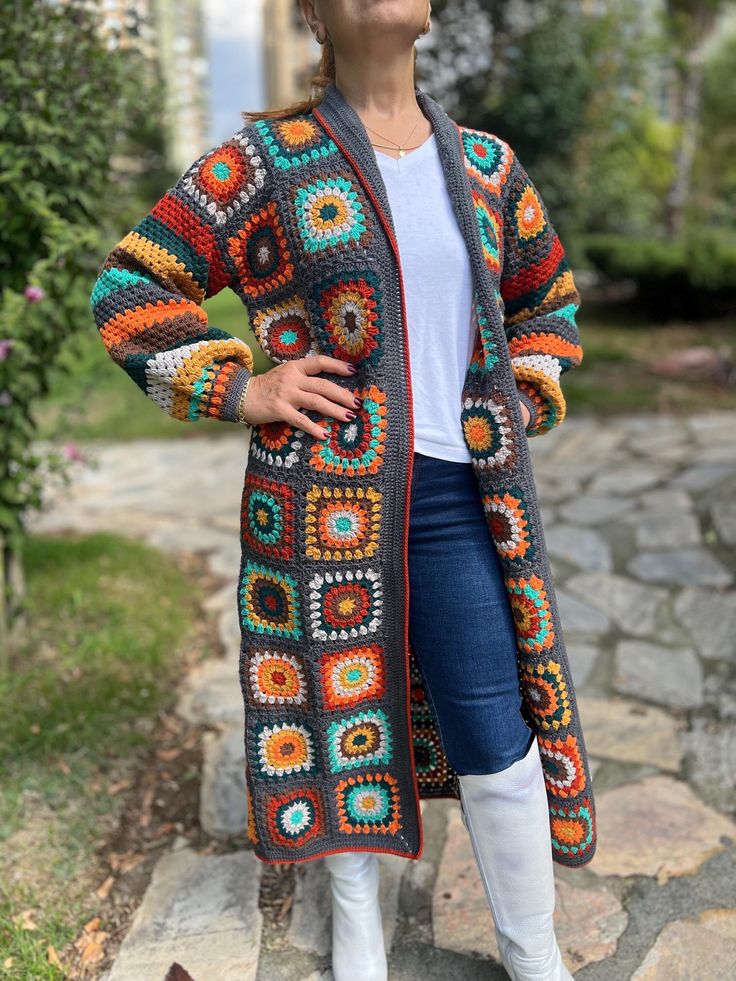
{"left": 0, "top": 533, "right": 27, "bottom": 672}
{"left": 666, "top": 55, "right": 705, "bottom": 238}
{"left": 0, "top": 533, "right": 7, "bottom": 672}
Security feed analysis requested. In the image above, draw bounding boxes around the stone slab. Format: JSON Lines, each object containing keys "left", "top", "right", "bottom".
{"left": 631, "top": 908, "right": 736, "bottom": 979}
{"left": 200, "top": 726, "right": 248, "bottom": 839}
{"left": 627, "top": 548, "right": 732, "bottom": 587}
{"left": 565, "top": 572, "right": 667, "bottom": 638}
{"left": 673, "top": 586, "right": 736, "bottom": 662}
{"left": 556, "top": 590, "right": 611, "bottom": 634}
{"left": 558, "top": 495, "right": 635, "bottom": 526}
{"left": 590, "top": 774, "right": 735, "bottom": 881}
{"left": 566, "top": 643, "right": 600, "bottom": 690}
{"left": 544, "top": 524, "right": 613, "bottom": 572}
{"left": 712, "top": 499, "right": 736, "bottom": 545}
{"left": 679, "top": 716, "right": 736, "bottom": 813}
{"left": 588, "top": 465, "right": 672, "bottom": 496}
{"left": 613, "top": 640, "right": 703, "bottom": 710}
{"left": 629, "top": 510, "right": 702, "bottom": 549}
{"left": 176, "top": 658, "right": 244, "bottom": 726}
{"left": 107, "top": 845, "right": 262, "bottom": 981}
{"left": 578, "top": 695, "right": 685, "bottom": 771}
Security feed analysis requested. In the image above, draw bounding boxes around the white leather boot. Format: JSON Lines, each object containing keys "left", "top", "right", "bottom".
{"left": 323, "top": 850, "right": 388, "bottom": 981}
{"left": 457, "top": 737, "right": 574, "bottom": 980}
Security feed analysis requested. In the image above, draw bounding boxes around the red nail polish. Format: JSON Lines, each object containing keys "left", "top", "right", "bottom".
{"left": 346, "top": 410, "right": 356, "bottom": 420}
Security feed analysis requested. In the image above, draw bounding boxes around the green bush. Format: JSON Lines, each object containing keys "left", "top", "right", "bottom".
{"left": 583, "top": 231, "right": 736, "bottom": 319}
{"left": 0, "top": 0, "right": 171, "bottom": 646}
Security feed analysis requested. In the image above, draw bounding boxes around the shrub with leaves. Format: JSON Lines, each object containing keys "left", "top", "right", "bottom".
{"left": 0, "top": 0, "right": 171, "bottom": 646}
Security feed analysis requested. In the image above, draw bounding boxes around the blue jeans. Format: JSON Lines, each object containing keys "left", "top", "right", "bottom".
{"left": 407, "top": 451, "right": 535, "bottom": 775}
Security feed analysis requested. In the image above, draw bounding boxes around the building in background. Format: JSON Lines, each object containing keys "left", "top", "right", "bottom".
{"left": 93, "top": 0, "right": 157, "bottom": 58}
{"left": 263, "top": 0, "right": 318, "bottom": 110}
{"left": 86, "top": 0, "right": 210, "bottom": 170}
{"left": 152, "top": 0, "right": 210, "bottom": 170}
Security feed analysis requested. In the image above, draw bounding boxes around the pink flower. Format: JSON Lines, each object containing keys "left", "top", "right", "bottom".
{"left": 24, "top": 285, "right": 45, "bottom": 303}
{"left": 0, "top": 339, "right": 14, "bottom": 361}
{"left": 62, "top": 442, "right": 86, "bottom": 463}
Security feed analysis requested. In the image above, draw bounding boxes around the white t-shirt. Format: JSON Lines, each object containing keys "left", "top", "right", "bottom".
{"left": 374, "top": 133, "right": 475, "bottom": 463}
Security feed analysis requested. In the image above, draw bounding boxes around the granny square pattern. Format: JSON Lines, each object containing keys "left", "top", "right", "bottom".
{"left": 239, "top": 560, "right": 303, "bottom": 640}
{"left": 290, "top": 171, "right": 373, "bottom": 255}
{"left": 334, "top": 771, "right": 402, "bottom": 835}
{"left": 326, "top": 708, "right": 393, "bottom": 772}
{"left": 319, "top": 643, "right": 387, "bottom": 711}
{"left": 308, "top": 385, "right": 388, "bottom": 476}
{"left": 307, "top": 567, "right": 383, "bottom": 642}
{"left": 240, "top": 471, "right": 296, "bottom": 561}
{"left": 251, "top": 296, "right": 319, "bottom": 362}
{"left": 254, "top": 117, "right": 339, "bottom": 170}
{"left": 265, "top": 785, "right": 327, "bottom": 848}
{"left": 181, "top": 133, "right": 267, "bottom": 224}
{"left": 310, "top": 269, "right": 386, "bottom": 366}
{"left": 243, "top": 648, "right": 309, "bottom": 709}
{"left": 304, "top": 484, "right": 382, "bottom": 561}
{"left": 252, "top": 719, "right": 318, "bottom": 780}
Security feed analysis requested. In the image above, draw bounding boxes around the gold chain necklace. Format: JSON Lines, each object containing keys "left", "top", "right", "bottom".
{"left": 362, "top": 115, "right": 424, "bottom": 158}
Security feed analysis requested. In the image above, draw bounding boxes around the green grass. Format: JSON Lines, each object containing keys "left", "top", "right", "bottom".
{"left": 565, "top": 302, "right": 736, "bottom": 417}
{"left": 0, "top": 533, "right": 213, "bottom": 979}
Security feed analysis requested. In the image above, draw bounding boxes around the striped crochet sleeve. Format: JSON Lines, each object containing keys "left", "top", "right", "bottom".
{"left": 499, "top": 152, "right": 583, "bottom": 437}
{"left": 89, "top": 132, "right": 266, "bottom": 423}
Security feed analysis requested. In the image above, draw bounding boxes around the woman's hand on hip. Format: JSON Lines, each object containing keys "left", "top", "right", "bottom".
{"left": 240, "top": 356, "right": 361, "bottom": 441}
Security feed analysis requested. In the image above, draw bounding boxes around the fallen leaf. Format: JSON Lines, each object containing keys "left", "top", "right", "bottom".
{"left": 139, "top": 786, "right": 155, "bottom": 828}
{"left": 107, "top": 777, "right": 133, "bottom": 796}
{"left": 74, "top": 929, "right": 109, "bottom": 954}
{"left": 95, "top": 875, "right": 115, "bottom": 899}
{"left": 80, "top": 938, "right": 105, "bottom": 966}
{"left": 152, "top": 822, "right": 178, "bottom": 838}
{"left": 164, "top": 962, "right": 195, "bottom": 981}
{"left": 12, "top": 908, "right": 38, "bottom": 931}
{"left": 278, "top": 893, "right": 294, "bottom": 920}
{"left": 108, "top": 851, "right": 146, "bottom": 874}
{"left": 47, "top": 945, "right": 64, "bottom": 969}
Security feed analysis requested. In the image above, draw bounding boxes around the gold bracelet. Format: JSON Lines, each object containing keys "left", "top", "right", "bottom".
{"left": 236, "top": 376, "right": 253, "bottom": 425}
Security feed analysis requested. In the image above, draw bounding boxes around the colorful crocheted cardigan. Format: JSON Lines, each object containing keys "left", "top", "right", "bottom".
{"left": 90, "top": 81, "right": 595, "bottom": 868}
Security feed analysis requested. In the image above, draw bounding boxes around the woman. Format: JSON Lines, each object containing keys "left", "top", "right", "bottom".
{"left": 90, "top": 1, "right": 596, "bottom": 978}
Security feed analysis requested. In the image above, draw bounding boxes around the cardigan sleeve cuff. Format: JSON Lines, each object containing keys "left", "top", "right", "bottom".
{"left": 217, "top": 364, "right": 254, "bottom": 424}
{"left": 513, "top": 365, "right": 566, "bottom": 436}
{"left": 515, "top": 384, "right": 541, "bottom": 433}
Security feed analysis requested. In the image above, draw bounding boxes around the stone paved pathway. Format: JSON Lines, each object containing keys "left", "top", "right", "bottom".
{"left": 28, "top": 412, "right": 736, "bottom": 980}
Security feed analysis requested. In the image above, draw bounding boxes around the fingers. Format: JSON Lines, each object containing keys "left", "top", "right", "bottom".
{"left": 300, "top": 375, "right": 362, "bottom": 414}
{"left": 253, "top": 357, "right": 362, "bottom": 442}
{"left": 298, "top": 389, "right": 356, "bottom": 420}
{"left": 285, "top": 407, "right": 330, "bottom": 442}
{"left": 300, "top": 355, "right": 357, "bottom": 377}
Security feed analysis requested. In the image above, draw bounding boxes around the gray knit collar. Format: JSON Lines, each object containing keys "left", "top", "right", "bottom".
{"left": 314, "top": 80, "right": 467, "bottom": 239}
